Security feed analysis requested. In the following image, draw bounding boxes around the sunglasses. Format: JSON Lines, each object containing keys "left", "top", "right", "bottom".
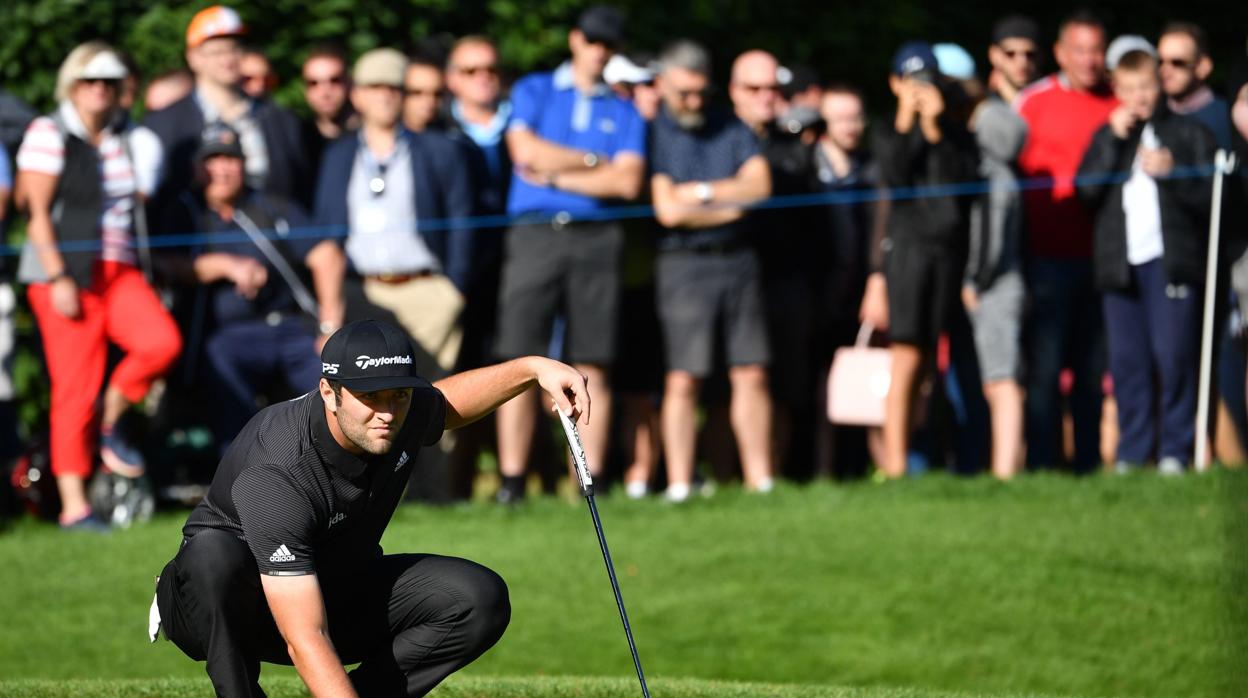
{"left": 736, "top": 82, "right": 779, "bottom": 94}
{"left": 1004, "top": 49, "right": 1038, "bottom": 61}
{"left": 1160, "top": 57, "right": 1194, "bottom": 69}
{"left": 453, "top": 65, "right": 498, "bottom": 77}
{"left": 304, "top": 75, "right": 345, "bottom": 88}
{"left": 78, "top": 78, "right": 121, "bottom": 88}
{"left": 405, "top": 88, "right": 443, "bottom": 98}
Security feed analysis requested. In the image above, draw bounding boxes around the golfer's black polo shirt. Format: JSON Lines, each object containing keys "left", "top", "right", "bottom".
{"left": 182, "top": 385, "right": 445, "bottom": 577}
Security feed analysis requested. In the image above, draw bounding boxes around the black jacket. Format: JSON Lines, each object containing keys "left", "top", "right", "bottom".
{"left": 313, "top": 130, "right": 476, "bottom": 292}
{"left": 144, "top": 93, "right": 309, "bottom": 213}
{"left": 1077, "top": 107, "right": 1216, "bottom": 291}
{"left": 870, "top": 115, "right": 977, "bottom": 271}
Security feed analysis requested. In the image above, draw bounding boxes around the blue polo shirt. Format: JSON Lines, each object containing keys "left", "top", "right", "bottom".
{"left": 506, "top": 62, "right": 646, "bottom": 216}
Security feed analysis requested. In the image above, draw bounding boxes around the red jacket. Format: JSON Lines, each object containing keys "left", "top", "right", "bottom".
{"left": 1016, "top": 74, "right": 1117, "bottom": 259}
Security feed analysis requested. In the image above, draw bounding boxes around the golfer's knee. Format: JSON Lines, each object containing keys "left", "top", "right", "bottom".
{"left": 459, "top": 566, "right": 511, "bottom": 651}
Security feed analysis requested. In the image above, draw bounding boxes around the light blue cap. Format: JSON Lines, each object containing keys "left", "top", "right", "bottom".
{"left": 933, "top": 43, "right": 977, "bottom": 80}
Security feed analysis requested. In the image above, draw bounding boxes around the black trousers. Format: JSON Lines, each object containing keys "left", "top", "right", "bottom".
{"left": 156, "top": 530, "right": 510, "bottom": 697}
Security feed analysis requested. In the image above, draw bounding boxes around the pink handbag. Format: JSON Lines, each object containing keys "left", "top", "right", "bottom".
{"left": 827, "top": 324, "right": 891, "bottom": 427}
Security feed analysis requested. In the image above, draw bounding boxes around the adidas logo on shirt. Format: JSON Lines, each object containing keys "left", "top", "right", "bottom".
{"left": 394, "top": 450, "right": 410, "bottom": 472}
{"left": 269, "top": 545, "right": 296, "bottom": 563}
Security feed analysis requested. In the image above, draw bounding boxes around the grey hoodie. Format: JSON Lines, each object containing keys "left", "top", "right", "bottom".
{"left": 965, "top": 95, "right": 1028, "bottom": 290}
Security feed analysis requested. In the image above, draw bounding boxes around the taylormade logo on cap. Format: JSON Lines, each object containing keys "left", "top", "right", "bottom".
{"left": 354, "top": 354, "right": 414, "bottom": 370}
{"left": 321, "top": 320, "right": 427, "bottom": 389}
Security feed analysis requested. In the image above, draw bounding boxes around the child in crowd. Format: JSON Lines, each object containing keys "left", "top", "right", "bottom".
{"left": 1077, "top": 48, "right": 1217, "bottom": 474}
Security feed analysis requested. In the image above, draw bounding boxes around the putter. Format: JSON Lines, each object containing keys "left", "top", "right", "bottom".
{"left": 557, "top": 408, "right": 651, "bottom": 698}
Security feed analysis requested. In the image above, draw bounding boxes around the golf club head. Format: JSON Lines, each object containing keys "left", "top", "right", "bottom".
{"left": 557, "top": 408, "right": 594, "bottom": 497}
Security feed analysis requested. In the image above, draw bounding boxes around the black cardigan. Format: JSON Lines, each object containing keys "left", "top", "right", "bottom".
{"left": 1076, "top": 107, "right": 1217, "bottom": 291}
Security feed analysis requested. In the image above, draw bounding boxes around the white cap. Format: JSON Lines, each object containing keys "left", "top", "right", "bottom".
{"left": 604, "top": 54, "right": 654, "bottom": 85}
{"left": 80, "top": 51, "right": 129, "bottom": 81}
{"left": 1106, "top": 35, "right": 1157, "bottom": 70}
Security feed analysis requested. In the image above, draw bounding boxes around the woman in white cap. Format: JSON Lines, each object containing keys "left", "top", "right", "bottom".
{"left": 16, "top": 41, "right": 182, "bottom": 531}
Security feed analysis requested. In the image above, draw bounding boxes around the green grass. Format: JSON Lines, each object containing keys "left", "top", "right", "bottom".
{"left": 0, "top": 675, "right": 1081, "bottom": 697}
{"left": 1, "top": 471, "right": 1245, "bottom": 698}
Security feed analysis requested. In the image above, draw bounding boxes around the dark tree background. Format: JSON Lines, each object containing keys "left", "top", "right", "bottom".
{"left": 2, "top": 0, "right": 1245, "bottom": 117}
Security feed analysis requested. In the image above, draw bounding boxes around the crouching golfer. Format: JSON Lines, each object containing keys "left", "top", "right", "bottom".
{"left": 151, "top": 319, "right": 590, "bottom": 696}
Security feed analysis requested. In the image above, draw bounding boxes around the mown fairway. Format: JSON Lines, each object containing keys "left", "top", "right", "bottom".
{"left": 1, "top": 471, "right": 1245, "bottom": 697}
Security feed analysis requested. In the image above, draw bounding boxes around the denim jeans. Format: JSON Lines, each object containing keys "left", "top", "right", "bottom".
{"left": 1024, "top": 258, "right": 1105, "bottom": 471}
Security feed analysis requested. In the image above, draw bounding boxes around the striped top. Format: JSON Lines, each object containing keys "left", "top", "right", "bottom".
{"left": 16, "top": 101, "right": 163, "bottom": 268}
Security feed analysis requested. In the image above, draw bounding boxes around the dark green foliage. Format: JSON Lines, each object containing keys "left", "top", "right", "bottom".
{"left": 1, "top": 1, "right": 1243, "bottom": 117}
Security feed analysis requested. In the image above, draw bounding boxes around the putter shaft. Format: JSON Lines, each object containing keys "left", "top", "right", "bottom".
{"left": 558, "top": 410, "right": 650, "bottom": 697}
{"left": 586, "top": 493, "right": 650, "bottom": 698}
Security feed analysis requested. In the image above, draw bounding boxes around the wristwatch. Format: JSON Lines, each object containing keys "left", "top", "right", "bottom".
{"left": 694, "top": 181, "right": 714, "bottom": 204}
{"left": 583, "top": 152, "right": 600, "bottom": 168}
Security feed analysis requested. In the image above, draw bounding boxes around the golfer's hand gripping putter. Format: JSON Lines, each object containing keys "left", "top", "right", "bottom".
{"left": 557, "top": 407, "right": 594, "bottom": 498}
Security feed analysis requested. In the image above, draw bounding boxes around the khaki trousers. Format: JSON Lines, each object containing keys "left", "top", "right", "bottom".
{"left": 363, "top": 274, "right": 465, "bottom": 381}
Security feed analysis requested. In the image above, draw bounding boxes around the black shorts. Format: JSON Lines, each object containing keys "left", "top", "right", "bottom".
{"left": 655, "top": 249, "right": 770, "bottom": 377}
{"left": 884, "top": 239, "right": 962, "bottom": 349}
{"left": 493, "top": 219, "right": 623, "bottom": 365}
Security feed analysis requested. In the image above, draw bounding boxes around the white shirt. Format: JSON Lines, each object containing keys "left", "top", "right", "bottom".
{"left": 344, "top": 135, "right": 440, "bottom": 276}
{"left": 1123, "top": 124, "right": 1164, "bottom": 266}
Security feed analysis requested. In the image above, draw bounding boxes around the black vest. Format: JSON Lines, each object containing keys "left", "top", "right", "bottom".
{"left": 53, "top": 122, "right": 106, "bottom": 287}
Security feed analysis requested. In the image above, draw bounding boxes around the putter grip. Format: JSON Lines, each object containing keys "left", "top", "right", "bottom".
{"left": 557, "top": 409, "right": 594, "bottom": 496}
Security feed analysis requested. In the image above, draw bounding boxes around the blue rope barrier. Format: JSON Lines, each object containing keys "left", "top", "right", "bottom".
{"left": 0, "top": 163, "right": 1235, "bottom": 258}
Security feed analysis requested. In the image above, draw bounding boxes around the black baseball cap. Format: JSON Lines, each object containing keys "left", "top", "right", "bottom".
{"left": 196, "top": 121, "right": 244, "bottom": 163}
{"left": 320, "top": 320, "right": 426, "bottom": 392}
{"left": 576, "top": 5, "right": 626, "bottom": 47}
{"left": 991, "top": 15, "right": 1041, "bottom": 45}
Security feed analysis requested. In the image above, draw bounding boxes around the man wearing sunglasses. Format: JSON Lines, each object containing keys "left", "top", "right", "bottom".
{"left": 1158, "top": 22, "right": 1247, "bottom": 464}
{"left": 650, "top": 39, "right": 774, "bottom": 501}
{"left": 960, "top": 15, "right": 1041, "bottom": 480}
{"left": 439, "top": 35, "right": 513, "bottom": 500}
{"left": 402, "top": 55, "right": 451, "bottom": 134}
{"left": 729, "top": 49, "right": 818, "bottom": 480}
{"left": 300, "top": 44, "right": 359, "bottom": 187}
{"left": 1158, "top": 23, "right": 1232, "bottom": 151}
{"left": 314, "top": 48, "right": 474, "bottom": 393}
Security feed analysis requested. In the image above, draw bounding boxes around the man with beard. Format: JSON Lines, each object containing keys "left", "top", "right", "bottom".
{"left": 649, "top": 39, "right": 774, "bottom": 501}
{"left": 151, "top": 319, "right": 590, "bottom": 696}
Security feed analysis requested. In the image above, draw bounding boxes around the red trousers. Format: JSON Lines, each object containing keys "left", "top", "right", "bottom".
{"left": 28, "top": 262, "right": 182, "bottom": 479}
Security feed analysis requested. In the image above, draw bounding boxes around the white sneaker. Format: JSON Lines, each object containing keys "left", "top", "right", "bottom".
{"left": 1158, "top": 457, "right": 1186, "bottom": 476}
{"left": 625, "top": 481, "right": 649, "bottom": 499}
{"left": 664, "top": 483, "right": 691, "bottom": 503}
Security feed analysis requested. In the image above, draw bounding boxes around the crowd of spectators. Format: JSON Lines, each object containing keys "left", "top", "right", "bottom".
{"left": 1, "top": 5, "right": 1247, "bottom": 529}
